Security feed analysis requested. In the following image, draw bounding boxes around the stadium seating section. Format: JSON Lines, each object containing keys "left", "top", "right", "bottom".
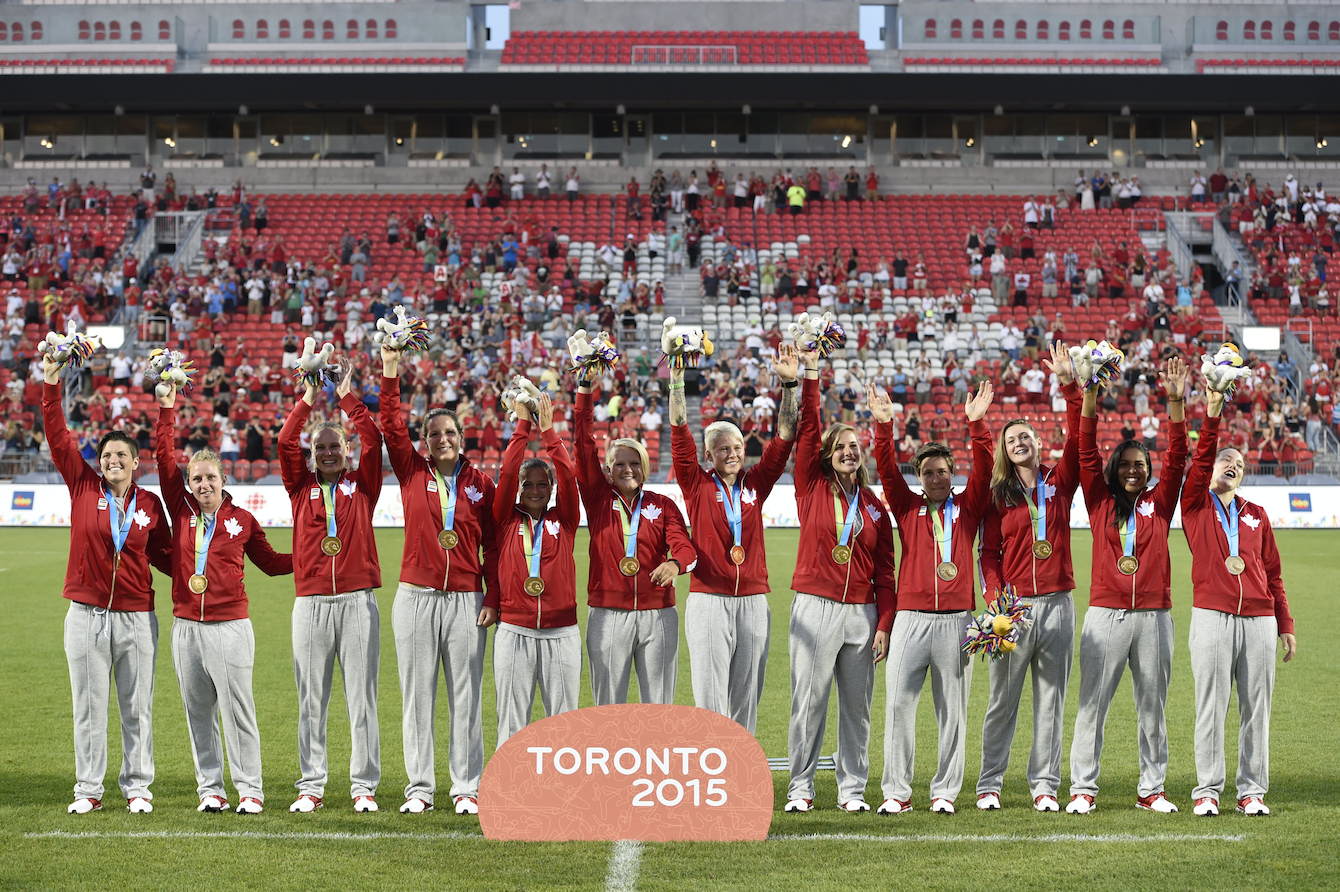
{"left": 501, "top": 31, "right": 868, "bottom": 66}
{"left": 903, "top": 57, "right": 1162, "bottom": 73}
{"left": 204, "top": 57, "right": 465, "bottom": 73}
{"left": 0, "top": 57, "right": 174, "bottom": 73}
{"left": 1197, "top": 59, "right": 1340, "bottom": 74}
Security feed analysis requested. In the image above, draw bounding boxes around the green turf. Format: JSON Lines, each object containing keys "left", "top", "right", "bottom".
{"left": 1, "top": 528, "right": 1336, "bottom": 890}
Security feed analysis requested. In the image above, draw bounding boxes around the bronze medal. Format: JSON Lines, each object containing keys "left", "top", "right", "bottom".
{"left": 619, "top": 556, "right": 641, "bottom": 576}
{"left": 1032, "top": 540, "right": 1054, "bottom": 560}
{"left": 439, "top": 529, "right": 459, "bottom": 549}
{"left": 188, "top": 574, "right": 209, "bottom": 595}
{"left": 936, "top": 561, "right": 958, "bottom": 581}
{"left": 729, "top": 544, "right": 746, "bottom": 565}
{"left": 1224, "top": 555, "right": 1246, "bottom": 576}
{"left": 523, "top": 576, "right": 546, "bottom": 596}
{"left": 831, "top": 545, "right": 852, "bottom": 565}
{"left": 1117, "top": 555, "right": 1140, "bottom": 576}
{"left": 320, "top": 535, "right": 342, "bottom": 556}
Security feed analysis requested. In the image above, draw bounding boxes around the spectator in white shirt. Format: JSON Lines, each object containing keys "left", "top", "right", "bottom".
{"left": 509, "top": 167, "right": 526, "bottom": 200}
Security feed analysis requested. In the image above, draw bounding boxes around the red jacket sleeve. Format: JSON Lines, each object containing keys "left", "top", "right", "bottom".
{"left": 793, "top": 378, "right": 821, "bottom": 494}
{"left": 245, "top": 521, "right": 294, "bottom": 576}
{"left": 1153, "top": 419, "right": 1189, "bottom": 517}
{"left": 378, "top": 374, "right": 419, "bottom": 483}
{"left": 544, "top": 427, "right": 580, "bottom": 529}
{"left": 979, "top": 511, "right": 1005, "bottom": 594}
{"left": 670, "top": 423, "right": 702, "bottom": 492}
{"left": 1180, "top": 416, "right": 1220, "bottom": 514}
{"left": 479, "top": 474, "right": 500, "bottom": 611}
{"left": 662, "top": 499, "right": 697, "bottom": 572}
{"left": 749, "top": 425, "right": 795, "bottom": 499}
{"left": 155, "top": 406, "right": 189, "bottom": 516}
{"left": 146, "top": 494, "right": 174, "bottom": 578}
{"left": 279, "top": 399, "right": 314, "bottom": 494}
{"left": 960, "top": 418, "right": 994, "bottom": 514}
{"left": 1055, "top": 382, "right": 1083, "bottom": 496}
{"left": 572, "top": 390, "right": 607, "bottom": 516}
{"left": 1078, "top": 414, "right": 1109, "bottom": 510}
{"left": 873, "top": 509, "right": 897, "bottom": 630}
{"left": 344, "top": 393, "right": 383, "bottom": 503}
{"left": 493, "top": 419, "right": 531, "bottom": 526}
{"left": 41, "top": 381, "right": 97, "bottom": 488}
{"left": 1259, "top": 517, "right": 1294, "bottom": 635}
{"left": 873, "top": 420, "right": 920, "bottom": 514}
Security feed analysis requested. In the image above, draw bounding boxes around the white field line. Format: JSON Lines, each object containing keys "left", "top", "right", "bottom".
{"left": 768, "top": 832, "right": 1246, "bottom": 843}
{"left": 604, "top": 839, "right": 645, "bottom": 891}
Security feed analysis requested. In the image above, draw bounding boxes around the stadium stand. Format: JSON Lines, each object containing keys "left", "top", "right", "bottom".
{"left": 500, "top": 30, "right": 869, "bottom": 68}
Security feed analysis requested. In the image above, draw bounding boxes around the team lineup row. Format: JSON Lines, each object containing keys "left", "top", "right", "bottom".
{"left": 42, "top": 338, "right": 1296, "bottom": 819}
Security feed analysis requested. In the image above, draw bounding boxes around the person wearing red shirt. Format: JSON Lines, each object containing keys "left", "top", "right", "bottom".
{"left": 668, "top": 347, "right": 799, "bottom": 734}
{"left": 43, "top": 356, "right": 172, "bottom": 816}
{"left": 1067, "top": 355, "right": 1189, "bottom": 816}
{"left": 380, "top": 347, "right": 497, "bottom": 816}
{"left": 278, "top": 360, "right": 385, "bottom": 814}
{"left": 783, "top": 352, "right": 895, "bottom": 815}
{"left": 573, "top": 378, "right": 694, "bottom": 705}
{"left": 868, "top": 380, "right": 995, "bottom": 815}
{"left": 976, "top": 343, "right": 1082, "bottom": 813}
{"left": 1180, "top": 388, "right": 1297, "bottom": 818}
{"left": 154, "top": 388, "right": 292, "bottom": 815}
{"left": 489, "top": 392, "right": 581, "bottom": 747}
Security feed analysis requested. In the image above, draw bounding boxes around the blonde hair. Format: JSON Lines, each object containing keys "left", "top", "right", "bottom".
{"left": 606, "top": 437, "right": 651, "bottom": 480}
{"left": 704, "top": 420, "right": 743, "bottom": 453}
{"left": 308, "top": 420, "right": 349, "bottom": 446}
{"left": 187, "top": 448, "right": 225, "bottom": 478}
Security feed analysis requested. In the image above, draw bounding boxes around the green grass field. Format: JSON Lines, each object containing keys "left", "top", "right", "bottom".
{"left": 1, "top": 528, "right": 1337, "bottom": 890}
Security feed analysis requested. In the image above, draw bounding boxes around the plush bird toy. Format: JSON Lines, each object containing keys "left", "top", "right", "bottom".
{"left": 961, "top": 590, "right": 1033, "bottom": 661}
{"left": 145, "top": 348, "right": 197, "bottom": 398}
{"left": 567, "top": 329, "right": 621, "bottom": 380}
{"left": 1200, "top": 342, "right": 1252, "bottom": 395}
{"left": 374, "top": 306, "right": 432, "bottom": 353}
{"left": 787, "top": 311, "right": 847, "bottom": 357}
{"left": 39, "top": 327, "right": 102, "bottom": 370}
{"left": 1069, "top": 339, "right": 1125, "bottom": 390}
{"left": 500, "top": 375, "right": 542, "bottom": 421}
{"left": 660, "top": 316, "right": 714, "bottom": 370}
{"left": 292, "top": 337, "right": 339, "bottom": 389}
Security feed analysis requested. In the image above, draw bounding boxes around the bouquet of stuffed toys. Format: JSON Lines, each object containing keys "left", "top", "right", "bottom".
{"left": 961, "top": 589, "right": 1033, "bottom": 662}
{"left": 1068, "top": 339, "right": 1125, "bottom": 390}
{"left": 787, "top": 311, "right": 847, "bottom": 357}
{"left": 39, "top": 327, "right": 102, "bottom": 370}
{"left": 374, "top": 306, "right": 433, "bottom": 353}
{"left": 145, "top": 348, "right": 197, "bottom": 398}
{"left": 659, "top": 317, "right": 714, "bottom": 370}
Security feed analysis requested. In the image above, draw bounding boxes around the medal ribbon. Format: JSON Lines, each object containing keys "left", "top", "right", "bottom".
{"left": 106, "top": 488, "right": 137, "bottom": 554}
{"left": 1022, "top": 472, "right": 1047, "bottom": 542}
{"left": 1210, "top": 493, "right": 1240, "bottom": 558}
{"left": 432, "top": 460, "right": 461, "bottom": 533}
{"left": 1118, "top": 508, "right": 1137, "bottom": 559}
{"left": 713, "top": 475, "right": 743, "bottom": 548}
{"left": 833, "top": 486, "right": 862, "bottom": 548}
{"left": 522, "top": 510, "right": 546, "bottom": 579}
{"left": 615, "top": 491, "right": 644, "bottom": 560}
{"left": 194, "top": 512, "right": 217, "bottom": 577}
{"left": 929, "top": 493, "right": 954, "bottom": 564}
{"left": 320, "top": 479, "right": 338, "bottom": 540}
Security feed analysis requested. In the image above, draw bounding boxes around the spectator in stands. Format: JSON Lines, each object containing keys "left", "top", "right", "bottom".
{"left": 254, "top": 198, "right": 269, "bottom": 233}
{"left": 535, "top": 164, "right": 552, "bottom": 199}
{"left": 787, "top": 181, "right": 807, "bottom": 216}
{"left": 1190, "top": 171, "right": 1208, "bottom": 204}
{"left": 565, "top": 168, "right": 580, "bottom": 202}
{"left": 866, "top": 168, "right": 879, "bottom": 201}
{"left": 509, "top": 167, "right": 526, "bottom": 201}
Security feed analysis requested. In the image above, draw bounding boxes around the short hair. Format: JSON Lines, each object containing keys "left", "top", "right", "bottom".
{"left": 913, "top": 442, "right": 955, "bottom": 475}
{"left": 97, "top": 431, "right": 139, "bottom": 459}
{"left": 519, "top": 457, "right": 554, "bottom": 486}
{"left": 704, "top": 421, "right": 744, "bottom": 453}
{"left": 309, "top": 420, "right": 348, "bottom": 446}
{"left": 187, "top": 448, "right": 224, "bottom": 477}
{"left": 606, "top": 437, "right": 650, "bottom": 480}
{"left": 424, "top": 408, "right": 462, "bottom": 435}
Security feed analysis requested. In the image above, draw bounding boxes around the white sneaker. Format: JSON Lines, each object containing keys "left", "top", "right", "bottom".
{"left": 453, "top": 796, "right": 479, "bottom": 816}
{"left": 1066, "top": 794, "right": 1096, "bottom": 815}
{"left": 288, "top": 794, "right": 323, "bottom": 813}
{"left": 1034, "top": 795, "right": 1060, "bottom": 813}
{"left": 1136, "top": 793, "right": 1179, "bottom": 813}
{"left": 67, "top": 797, "right": 102, "bottom": 815}
{"left": 1193, "top": 797, "right": 1219, "bottom": 817}
{"left": 838, "top": 800, "right": 870, "bottom": 813}
{"left": 235, "top": 797, "right": 263, "bottom": 815}
{"left": 353, "top": 795, "right": 379, "bottom": 813}
{"left": 876, "top": 798, "right": 912, "bottom": 815}
{"left": 976, "top": 792, "right": 1001, "bottom": 811}
{"left": 930, "top": 798, "right": 956, "bottom": 814}
{"left": 197, "top": 795, "right": 228, "bottom": 813}
{"left": 1236, "top": 797, "right": 1270, "bottom": 816}
{"left": 784, "top": 798, "right": 813, "bottom": 813}
{"left": 399, "top": 797, "right": 433, "bottom": 814}
{"left": 127, "top": 797, "right": 153, "bottom": 814}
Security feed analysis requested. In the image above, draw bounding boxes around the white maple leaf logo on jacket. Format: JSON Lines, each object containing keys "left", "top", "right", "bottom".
{"left": 544, "top": 520, "right": 561, "bottom": 538}
{"left": 866, "top": 503, "right": 882, "bottom": 523}
{"left": 1241, "top": 513, "right": 1261, "bottom": 530}
{"left": 741, "top": 488, "right": 758, "bottom": 505}
{"left": 1137, "top": 500, "right": 1156, "bottom": 517}
{"left": 133, "top": 509, "right": 152, "bottom": 529}
{"left": 338, "top": 480, "right": 357, "bottom": 498}
{"left": 1041, "top": 482, "right": 1057, "bottom": 500}
{"left": 224, "top": 517, "right": 243, "bottom": 539}
{"left": 464, "top": 485, "right": 484, "bottom": 503}
{"left": 640, "top": 503, "right": 663, "bottom": 522}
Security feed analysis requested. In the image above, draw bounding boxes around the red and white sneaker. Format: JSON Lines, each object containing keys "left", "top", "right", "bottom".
{"left": 353, "top": 795, "right": 378, "bottom": 813}
{"left": 783, "top": 798, "right": 813, "bottom": 813}
{"left": 1236, "top": 796, "right": 1270, "bottom": 816}
{"left": 838, "top": 800, "right": 870, "bottom": 813}
{"left": 930, "top": 798, "right": 956, "bottom": 814}
{"left": 197, "top": 795, "right": 228, "bottom": 813}
{"left": 1136, "top": 792, "right": 1179, "bottom": 813}
{"left": 976, "top": 792, "right": 1001, "bottom": 811}
{"left": 399, "top": 797, "right": 433, "bottom": 814}
{"left": 67, "top": 797, "right": 102, "bottom": 815}
{"left": 453, "top": 796, "right": 479, "bottom": 816}
{"left": 876, "top": 798, "right": 912, "bottom": 815}
{"left": 1193, "top": 797, "right": 1219, "bottom": 817}
{"left": 288, "top": 794, "right": 323, "bottom": 813}
{"left": 1065, "top": 794, "right": 1096, "bottom": 815}
{"left": 127, "top": 797, "right": 153, "bottom": 814}
{"left": 1034, "top": 795, "right": 1060, "bottom": 812}
{"left": 235, "top": 797, "right": 263, "bottom": 815}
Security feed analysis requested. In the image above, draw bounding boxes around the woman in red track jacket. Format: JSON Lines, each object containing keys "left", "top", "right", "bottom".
{"left": 43, "top": 355, "right": 172, "bottom": 816}
{"left": 380, "top": 346, "right": 496, "bottom": 816}
{"left": 277, "top": 359, "right": 384, "bottom": 814}
{"left": 155, "top": 386, "right": 292, "bottom": 815}
{"left": 1180, "top": 385, "right": 1297, "bottom": 818}
{"left": 1066, "top": 354, "right": 1189, "bottom": 816}
{"left": 869, "top": 379, "right": 995, "bottom": 816}
{"left": 489, "top": 392, "right": 582, "bottom": 747}
{"left": 573, "top": 381, "right": 695, "bottom": 706}
{"left": 975, "top": 342, "right": 1083, "bottom": 813}
{"left": 783, "top": 355, "right": 895, "bottom": 815}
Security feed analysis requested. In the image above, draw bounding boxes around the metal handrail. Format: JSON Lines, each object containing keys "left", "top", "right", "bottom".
{"left": 631, "top": 45, "right": 738, "bottom": 65}
{"left": 1161, "top": 214, "right": 1196, "bottom": 281}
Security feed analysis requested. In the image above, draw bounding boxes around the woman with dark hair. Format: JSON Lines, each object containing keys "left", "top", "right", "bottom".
{"left": 1067, "top": 354, "right": 1189, "bottom": 815}
{"left": 42, "top": 354, "right": 172, "bottom": 815}
{"left": 976, "top": 342, "right": 1082, "bottom": 813}
{"left": 379, "top": 344, "right": 497, "bottom": 816}
{"left": 783, "top": 349, "right": 895, "bottom": 814}
{"left": 1180, "top": 381, "right": 1297, "bottom": 817}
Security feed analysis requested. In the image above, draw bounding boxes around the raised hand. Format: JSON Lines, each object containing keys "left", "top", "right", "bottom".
{"left": 41, "top": 354, "right": 61, "bottom": 385}
{"left": 380, "top": 341, "right": 400, "bottom": 377}
{"left": 157, "top": 381, "right": 178, "bottom": 408}
{"left": 865, "top": 381, "right": 895, "bottom": 423}
{"left": 799, "top": 347, "right": 821, "bottom": 374}
{"left": 335, "top": 355, "right": 355, "bottom": 399}
{"left": 773, "top": 343, "right": 800, "bottom": 383}
{"left": 535, "top": 392, "right": 554, "bottom": 431}
{"left": 965, "top": 380, "right": 994, "bottom": 422}
{"left": 1159, "top": 354, "right": 1188, "bottom": 400}
{"left": 1043, "top": 340, "right": 1075, "bottom": 387}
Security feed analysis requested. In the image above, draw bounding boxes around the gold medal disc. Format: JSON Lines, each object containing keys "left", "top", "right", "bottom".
{"left": 320, "top": 536, "right": 342, "bottom": 556}
{"left": 188, "top": 574, "right": 208, "bottom": 594}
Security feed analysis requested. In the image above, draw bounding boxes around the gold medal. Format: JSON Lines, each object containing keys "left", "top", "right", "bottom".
{"left": 936, "top": 561, "right": 958, "bottom": 581}
{"left": 524, "top": 576, "right": 546, "bottom": 596}
{"left": 1225, "top": 555, "right": 1246, "bottom": 576}
{"left": 729, "top": 544, "right": 746, "bottom": 565}
{"left": 320, "top": 535, "right": 342, "bottom": 556}
{"left": 1032, "top": 540, "right": 1053, "bottom": 560}
{"left": 1117, "top": 555, "right": 1140, "bottom": 575}
{"left": 188, "top": 574, "right": 208, "bottom": 595}
{"left": 831, "top": 545, "right": 852, "bottom": 564}
{"left": 439, "top": 529, "right": 459, "bottom": 549}
{"left": 619, "top": 556, "right": 641, "bottom": 576}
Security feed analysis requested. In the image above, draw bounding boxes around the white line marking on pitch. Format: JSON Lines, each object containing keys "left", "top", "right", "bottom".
{"left": 769, "top": 832, "right": 1246, "bottom": 843}
{"left": 604, "top": 839, "right": 644, "bottom": 891}
{"left": 25, "top": 830, "right": 484, "bottom": 841}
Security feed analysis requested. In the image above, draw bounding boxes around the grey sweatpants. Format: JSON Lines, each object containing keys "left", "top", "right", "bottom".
{"left": 172, "top": 618, "right": 262, "bottom": 801}
{"left": 1069, "top": 606, "right": 1173, "bottom": 799}
{"left": 977, "top": 591, "right": 1075, "bottom": 798}
{"left": 292, "top": 590, "right": 381, "bottom": 798}
{"left": 587, "top": 606, "right": 679, "bottom": 706}
{"left": 1190, "top": 608, "right": 1277, "bottom": 802}
{"left": 685, "top": 592, "right": 771, "bottom": 734}
{"left": 493, "top": 623, "right": 581, "bottom": 748}
{"left": 392, "top": 584, "right": 486, "bottom": 803}
{"left": 881, "top": 610, "right": 974, "bottom": 803}
{"left": 64, "top": 602, "right": 158, "bottom": 800}
{"left": 787, "top": 594, "right": 877, "bottom": 803}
